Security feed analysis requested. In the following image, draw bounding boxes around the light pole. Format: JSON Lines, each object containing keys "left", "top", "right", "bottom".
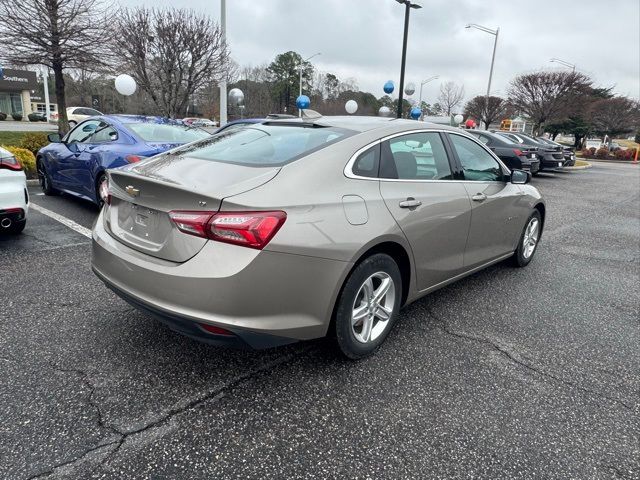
{"left": 550, "top": 57, "right": 576, "bottom": 71}
{"left": 466, "top": 23, "right": 499, "bottom": 129}
{"left": 298, "top": 52, "right": 321, "bottom": 117}
{"left": 396, "top": 0, "right": 422, "bottom": 119}
{"left": 219, "top": 0, "right": 227, "bottom": 126}
{"left": 418, "top": 75, "right": 439, "bottom": 111}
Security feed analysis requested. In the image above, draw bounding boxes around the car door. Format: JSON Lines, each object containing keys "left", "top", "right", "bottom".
{"left": 446, "top": 132, "right": 524, "bottom": 268}
{"left": 75, "top": 121, "right": 119, "bottom": 199}
{"left": 378, "top": 131, "right": 472, "bottom": 291}
{"left": 56, "top": 119, "right": 101, "bottom": 193}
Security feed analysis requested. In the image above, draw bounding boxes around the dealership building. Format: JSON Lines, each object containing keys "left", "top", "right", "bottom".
{"left": 0, "top": 68, "right": 57, "bottom": 120}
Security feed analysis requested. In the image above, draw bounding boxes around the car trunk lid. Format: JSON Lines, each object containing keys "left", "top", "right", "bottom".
{"left": 105, "top": 155, "right": 280, "bottom": 262}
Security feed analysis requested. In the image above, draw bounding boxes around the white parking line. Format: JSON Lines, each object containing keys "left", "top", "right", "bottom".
{"left": 29, "top": 203, "right": 92, "bottom": 239}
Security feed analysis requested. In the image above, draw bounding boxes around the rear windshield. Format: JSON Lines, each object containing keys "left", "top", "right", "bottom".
{"left": 125, "top": 123, "right": 210, "bottom": 143}
{"left": 173, "top": 124, "right": 354, "bottom": 167}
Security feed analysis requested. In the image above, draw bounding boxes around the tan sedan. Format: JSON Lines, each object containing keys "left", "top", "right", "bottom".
{"left": 92, "top": 115, "right": 545, "bottom": 358}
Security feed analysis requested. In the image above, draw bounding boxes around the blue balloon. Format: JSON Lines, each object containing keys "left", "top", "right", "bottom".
{"left": 383, "top": 80, "right": 394, "bottom": 94}
{"left": 296, "top": 95, "right": 310, "bottom": 110}
{"left": 410, "top": 107, "right": 422, "bottom": 120}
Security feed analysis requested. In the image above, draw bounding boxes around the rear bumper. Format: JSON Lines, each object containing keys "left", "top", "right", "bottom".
{"left": 91, "top": 210, "right": 350, "bottom": 347}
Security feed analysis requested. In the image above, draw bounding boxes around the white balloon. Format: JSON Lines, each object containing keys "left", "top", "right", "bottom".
{"left": 404, "top": 82, "right": 416, "bottom": 96}
{"left": 228, "top": 88, "right": 245, "bottom": 107}
{"left": 378, "top": 106, "right": 391, "bottom": 117}
{"left": 114, "top": 74, "right": 136, "bottom": 96}
{"left": 345, "top": 100, "right": 358, "bottom": 114}
{"left": 454, "top": 114, "right": 464, "bottom": 125}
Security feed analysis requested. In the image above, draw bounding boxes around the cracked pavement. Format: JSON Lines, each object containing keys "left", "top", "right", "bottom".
{"left": 1, "top": 162, "right": 638, "bottom": 479}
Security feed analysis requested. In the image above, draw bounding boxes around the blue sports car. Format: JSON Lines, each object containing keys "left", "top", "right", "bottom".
{"left": 37, "top": 115, "right": 210, "bottom": 207}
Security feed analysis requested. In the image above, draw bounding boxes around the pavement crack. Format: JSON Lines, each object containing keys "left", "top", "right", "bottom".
{"left": 25, "top": 441, "right": 121, "bottom": 480}
{"left": 429, "top": 308, "right": 634, "bottom": 413}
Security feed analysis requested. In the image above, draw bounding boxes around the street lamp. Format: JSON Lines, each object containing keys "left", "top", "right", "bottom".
{"left": 466, "top": 23, "right": 499, "bottom": 129}
{"left": 418, "top": 75, "right": 439, "bottom": 110}
{"left": 396, "top": 0, "right": 422, "bottom": 119}
{"left": 550, "top": 57, "right": 576, "bottom": 71}
{"left": 298, "top": 52, "right": 321, "bottom": 117}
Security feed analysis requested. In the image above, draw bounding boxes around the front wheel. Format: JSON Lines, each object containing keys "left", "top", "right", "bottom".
{"left": 96, "top": 173, "right": 108, "bottom": 209}
{"left": 335, "top": 254, "right": 402, "bottom": 359}
{"left": 37, "top": 160, "right": 57, "bottom": 196}
{"left": 512, "top": 211, "right": 542, "bottom": 267}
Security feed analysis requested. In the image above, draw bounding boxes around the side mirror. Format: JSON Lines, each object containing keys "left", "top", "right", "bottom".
{"left": 511, "top": 169, "right": 531, "bottom": 185}
{"left": 47, "top": 133, "right": 61, "bottom": 143}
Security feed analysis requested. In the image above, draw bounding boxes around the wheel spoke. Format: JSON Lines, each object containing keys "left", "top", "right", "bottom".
{"left": 361, "top": 315, "right": 373, "bottom": 342}
{"left": 362, "top": 277, "right": 374, "bottom": 302}
{"left": 375, "top": 304, "right": 392, "bottom": 321}
{"left": 372, "top": 277, "right": 391, "bottom": 305}
{"left": 530, "top": 221, "right": 538, "bottom": 240}
{"left": 351, "top": 304, "right": 369, "bottom": 325}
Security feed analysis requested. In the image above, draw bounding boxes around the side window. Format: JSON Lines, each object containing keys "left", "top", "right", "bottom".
{"left": 90, "top": 123, "right": 118, "bottom": 143}
{"left": 352, "top": 145, "right": 379, "bottom": 178}
{"left": 66, "top": 120, "right": 101, "bottom": 144}
{"left": 476, "top": 135, "right": 490, "bottom": 145}
{"left": 381, "top": 132, "right": 453, "bottom": 180}
{"left": 449, "top": 134, "right": 503, "bottom": 182}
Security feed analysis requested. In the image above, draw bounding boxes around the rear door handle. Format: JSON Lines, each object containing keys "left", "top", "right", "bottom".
{"left": 472, "top": 193, "right": 487, "bottom": 202}
{"left": 399, "top": 197, "right": 422, "bottom": 208}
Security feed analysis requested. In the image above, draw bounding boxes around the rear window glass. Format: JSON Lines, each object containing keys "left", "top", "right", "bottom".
{"left": 173, "top": 124, "right": 354, "bottom": 167}
{"left": 125, "top": 123, "right": 210, "bottom": 143}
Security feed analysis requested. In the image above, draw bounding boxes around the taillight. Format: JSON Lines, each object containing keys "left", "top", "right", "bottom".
{"left": 198, "top": 323, "right": 234, "bottom": 336}
{"left": 513, "top": 149, "right": 523, "bottom": 157}
{"left": 169, "top": 211, "right": 215, "bottom": 238}
{"left": 124, "top": 155, "right": 147, "bottom": 163}
{"left": 168, "top": 210, "right": 287, "bottom": 250}
{"left": 0, "top": 155, "right": 23, "bottom": 171}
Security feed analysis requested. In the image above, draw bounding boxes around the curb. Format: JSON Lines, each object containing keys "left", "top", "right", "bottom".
{"left": 576, "top": 158, "right": 634, "bottom": 164}
{"left": 563, "top": 164, "right": 591, "bottom": 171}
{"left": 26, "top": 179, "right": 39, "bottom": 186}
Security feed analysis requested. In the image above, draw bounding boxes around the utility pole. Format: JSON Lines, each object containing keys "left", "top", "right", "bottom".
{"left": 219, "top": 0, "right": 227, "bottom": 126}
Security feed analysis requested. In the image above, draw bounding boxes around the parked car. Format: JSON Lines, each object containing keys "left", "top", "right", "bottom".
{"left": 181, "top": 117, "right": 200, "bottom": 126}
{"left": 191, "top": 118, "right": 218, "bottom": 128}
{"left": 536, "top": 136, "right": 576, "bottom": 166}
{"left": 50, "top": 107, "right": 104, "bottom": 127}
{"left": 493, "top": 131, "right": 565, "bottom": 171}
{"left": 0, "top": 146, "right": 28, "bottom": 234}
{"left": 36, "top": 115, "right": 210, "bottom": 207}
{"left": 466, "top": 130, "right": 540, "bottom": 174}
{"left": 92, "top": 115, "right": 545, "bottom": 358}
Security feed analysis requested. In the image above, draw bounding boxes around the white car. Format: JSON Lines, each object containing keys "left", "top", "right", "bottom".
{"left": 191, "top": 118, "right": 218, "bottom": 127}
{"left": 50, "top": 107, "right": 103, "bottom": 127}
{"left": 0, "top": 146, "right": 28, "bottom": 234}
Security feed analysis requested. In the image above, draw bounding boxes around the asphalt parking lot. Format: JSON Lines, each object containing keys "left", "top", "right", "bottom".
{"left": 1, "top": 162, "right": 638, "bottom": 479}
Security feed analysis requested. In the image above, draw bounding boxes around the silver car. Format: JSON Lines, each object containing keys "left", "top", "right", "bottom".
{"left": 92, "top": 115, "right": 545, "bottom": 358}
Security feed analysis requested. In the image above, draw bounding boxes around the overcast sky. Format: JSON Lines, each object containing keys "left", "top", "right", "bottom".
{"left": 122, "top": 0, "right": 639, "bottom": 104}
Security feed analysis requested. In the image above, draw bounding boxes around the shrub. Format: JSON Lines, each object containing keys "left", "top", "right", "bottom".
{"left": 0, "top": 112, "right": 6, "bottom": 121}
{"left": 1, "top": 145, "right": 36, "bottom": 175}
{"left": 19, "top": 132, "right": 49, "bottom": 155}
{"left": 588, "top": 147, "right": 596, "bottom": 155}
{"left": 580, "top": 148, "right": 591, "bottom": 157}
{"left": 635, "top": 131, "right": 640, "bottom": 144}
{"left": 11, "top": 113, "right": 23, "bottom": 121}
{"left": 595, "top": 147, "right": 610, "bottom": 159}
{"left": 614, "top": 149, "right": 627, "bottom": 159}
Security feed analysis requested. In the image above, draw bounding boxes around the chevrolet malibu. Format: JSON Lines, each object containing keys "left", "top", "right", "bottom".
{"left": 92, "top": 115, "right": 545, "bottom": 359}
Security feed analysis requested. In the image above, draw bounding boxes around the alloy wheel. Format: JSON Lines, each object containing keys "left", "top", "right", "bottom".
{"left": 522, "top": 217, "right": 539, "bottom": 259}
{"left": 351, "top": 272, "right": 396, "bottom": 344}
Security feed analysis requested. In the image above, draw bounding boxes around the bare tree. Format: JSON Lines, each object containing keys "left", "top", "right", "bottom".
{"left": 0, "top": 0, "right": 115, "bottom": 133}
{"left": 438, "top": 81, "right": 465, "bottom": 116}
{"left": 464, "top": 95, "right": 509, "bottom": 130}
{"left": 114, "top": 8, "right": 229, "bottom": 118}
{"left": 589, "top": 96, "right": 640, "bottom": 143}
{"left": 508, "top": 70, "right": 593, "bottom": 135}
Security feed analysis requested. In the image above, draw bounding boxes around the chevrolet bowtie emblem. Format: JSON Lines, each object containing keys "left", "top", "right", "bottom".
{"left": 125, "top": 185, "right": 140, "bottom": 197}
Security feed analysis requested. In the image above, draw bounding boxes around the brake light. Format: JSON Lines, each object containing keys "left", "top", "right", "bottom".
{"left": 124, "top": 155, "right": 147, "bottom": 163}
{"left": 513, "top": 149, "right": 523, "bottom": 157}
{"left": 169, "top": 210, "right": 287, "bottom": 250}
{"left": 0, "top": 156, "right": 23, "bottom": 171}
{"left": 199, "top": 323, "right": 234, "bottom": 336}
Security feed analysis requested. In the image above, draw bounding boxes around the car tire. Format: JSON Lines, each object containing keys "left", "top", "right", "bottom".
{"left": 511, "top": 210, "right": 542, "bottom": 267}
{"left": 96, "top": 173, "right": 108, "bottom": 209}
{"left": 334, "top": 253, "right": 402, "bottom": 359}
{"left": 37, "top": 159, "right": 57, "bottom": 196}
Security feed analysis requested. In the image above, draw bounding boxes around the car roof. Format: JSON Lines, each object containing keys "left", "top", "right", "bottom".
{"left": 100, "top": 114, "right": 185, "bottom": 125}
